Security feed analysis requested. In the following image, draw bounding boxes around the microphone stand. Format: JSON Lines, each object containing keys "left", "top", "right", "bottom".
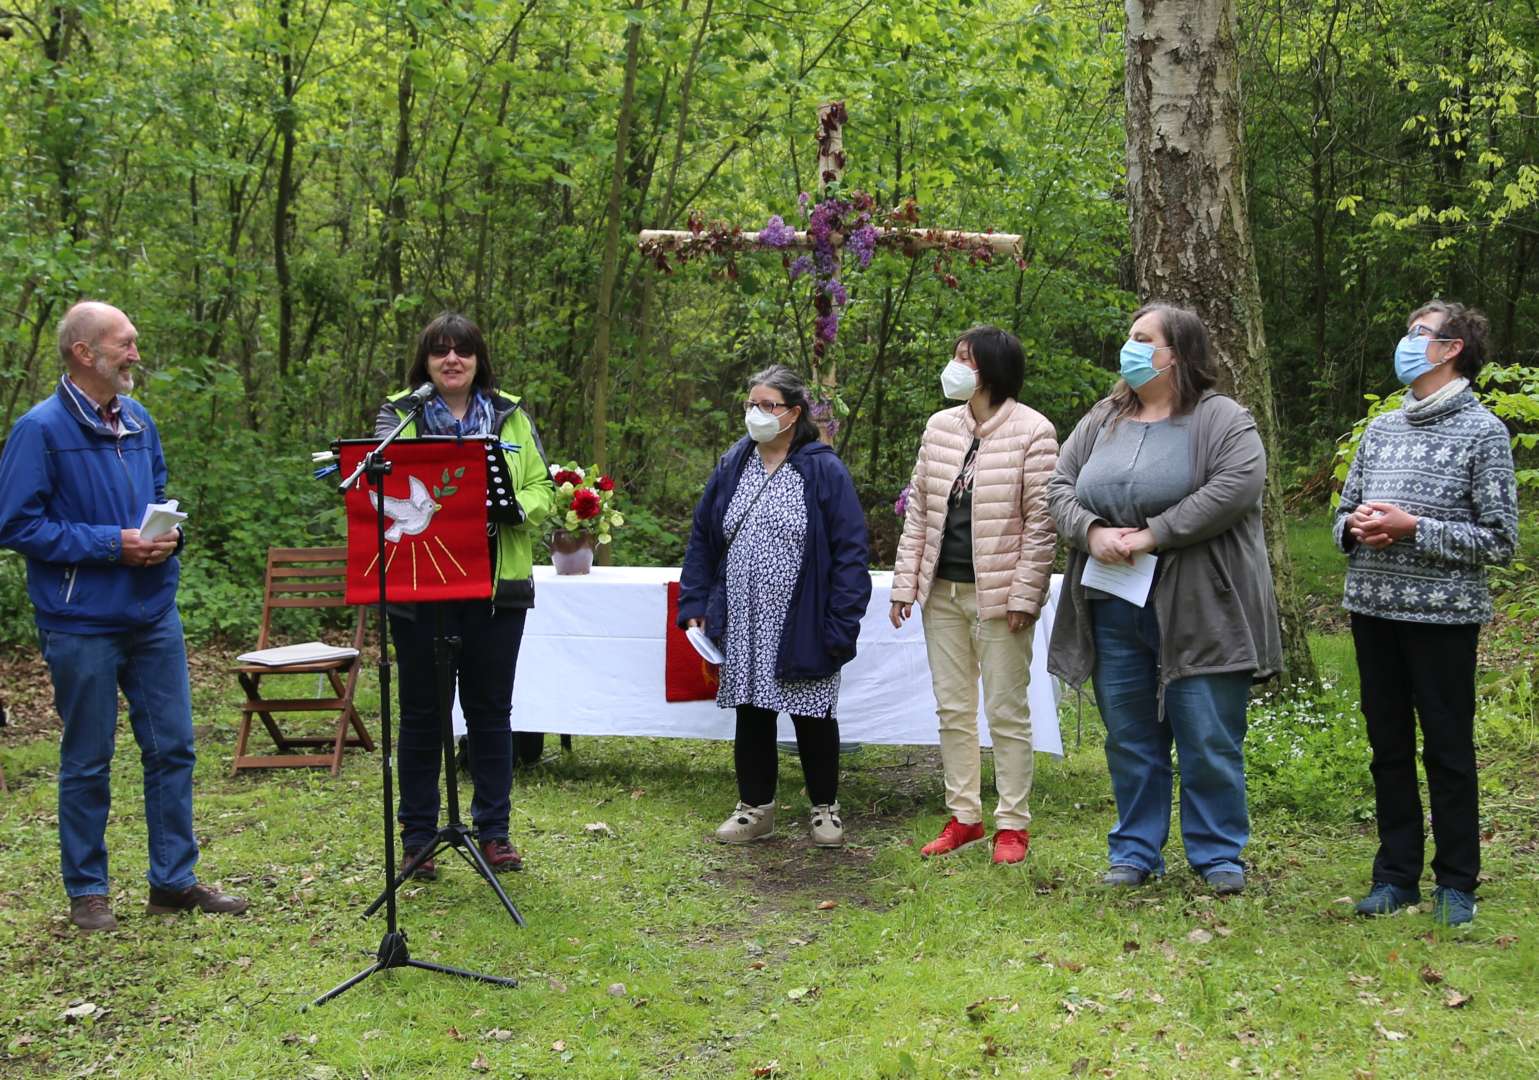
{"left": 312, "top": 399, "right": 517, "bottom": 1007}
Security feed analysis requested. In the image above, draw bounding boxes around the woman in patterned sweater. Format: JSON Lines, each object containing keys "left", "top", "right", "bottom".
{"left": 1336, "top": 300, "right": 1518, "bottom": 927}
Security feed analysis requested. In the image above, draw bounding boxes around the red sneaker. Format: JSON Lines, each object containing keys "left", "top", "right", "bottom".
{"left": 991, "top": 828, "right": 1029, "bottom": 865}
{"left": 920, "top": 817, "right": 986, "bottom": 858}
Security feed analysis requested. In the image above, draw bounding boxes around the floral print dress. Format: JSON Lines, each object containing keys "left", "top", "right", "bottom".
{"left": 715, "top": 451, "right": 841, "bottom": 719}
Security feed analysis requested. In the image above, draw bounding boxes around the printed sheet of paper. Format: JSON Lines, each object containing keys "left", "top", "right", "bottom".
{"left": 138, "top": 499, "right": 187, "bottom": 542}
{"left": 1080, "top": 552, "right": 1158, "bottom": 607}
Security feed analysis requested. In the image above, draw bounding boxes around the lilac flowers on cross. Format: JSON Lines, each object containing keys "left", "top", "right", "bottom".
{"left": 756, "top": 214, "right": 797, "bottom": 248}
{"left": 757, "top": 190, "right": 886, "bottom": 359}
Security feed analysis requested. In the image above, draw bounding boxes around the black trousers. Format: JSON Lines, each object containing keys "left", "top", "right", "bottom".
{"left": 735, "top": 705, "right": 839, "bottom": 806}
{"left": 390, "top": 604, "right": 526, "bottom": 850}
{"left": 1350, "top": 613, "right": 1480, "bottom": 893}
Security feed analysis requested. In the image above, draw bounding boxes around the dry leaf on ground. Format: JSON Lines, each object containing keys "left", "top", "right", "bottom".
{"left": 1373, "top": 1020, "right": 1408, "bottom": 1041}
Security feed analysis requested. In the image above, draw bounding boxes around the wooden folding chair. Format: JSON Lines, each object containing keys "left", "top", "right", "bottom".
{"left": 231, "top": 546, "right": 373, "bottom": 775}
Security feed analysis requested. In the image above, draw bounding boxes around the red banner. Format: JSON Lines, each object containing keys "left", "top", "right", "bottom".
{"left": 664, "top": 581, "right": 719, "bottom": 702}
{"left": 341, "top": 439, "right": 493, "bottom": 604}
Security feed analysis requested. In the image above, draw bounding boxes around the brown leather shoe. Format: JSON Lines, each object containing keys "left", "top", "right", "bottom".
{"left": 402, "top": 847, "right": 438, "bottom": 881}
{"left": 69, "top": 895, "right": 119, "bottom": 932}
{"left": 146, "top": 883, "right": 250, "bottom": 915}
{"left": 480, "top": 838, "right": 523, "bottom": 873}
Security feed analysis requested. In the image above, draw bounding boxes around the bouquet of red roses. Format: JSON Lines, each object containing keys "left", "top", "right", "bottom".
{"left": 547, "top": 461, "right": 624, "bottom": 544}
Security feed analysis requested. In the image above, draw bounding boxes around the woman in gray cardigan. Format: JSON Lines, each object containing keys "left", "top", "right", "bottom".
{"left": 1047, "top": 303, "right": 1281, "bottom": 895}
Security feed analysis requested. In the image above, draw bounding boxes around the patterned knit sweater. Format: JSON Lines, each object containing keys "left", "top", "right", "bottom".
{"left": 1334, "top": 387, "right": 1518, "bottom": 624}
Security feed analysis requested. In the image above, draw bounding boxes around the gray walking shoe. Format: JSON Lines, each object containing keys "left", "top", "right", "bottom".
{"left": 809, "top": 802, "right": 844, "bottom": 847}
{"left": 715, "top": 801, "right": 775, "bottom": 844}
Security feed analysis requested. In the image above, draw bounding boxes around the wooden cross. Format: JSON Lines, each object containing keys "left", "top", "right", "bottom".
{"left": 638, "top": 102, "right": 1022, "bottom": 414}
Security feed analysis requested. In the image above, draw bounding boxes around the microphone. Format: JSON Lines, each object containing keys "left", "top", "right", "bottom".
{"left": 407, "top": 382, "right": 436, "bottom": 406}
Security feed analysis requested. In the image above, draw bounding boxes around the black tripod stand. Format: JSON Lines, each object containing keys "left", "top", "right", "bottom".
{"left": 360, "top": 607, "right": 525, "bottom": 926}
{"left": 312, "top": 414, "right": 518, "bottom": 1007}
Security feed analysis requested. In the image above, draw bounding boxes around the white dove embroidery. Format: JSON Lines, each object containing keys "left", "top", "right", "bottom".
{"left": 369, "top": 475, "right": 440, "bottom": 543}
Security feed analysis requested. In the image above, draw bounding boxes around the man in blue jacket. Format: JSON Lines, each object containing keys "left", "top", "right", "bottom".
{"left": 0, "top": 301, "right": 247, "bottom": 932}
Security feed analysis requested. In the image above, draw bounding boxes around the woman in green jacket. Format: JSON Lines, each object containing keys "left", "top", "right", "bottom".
{"left": 374, "top": 312, "right": 554, "bottom": 878}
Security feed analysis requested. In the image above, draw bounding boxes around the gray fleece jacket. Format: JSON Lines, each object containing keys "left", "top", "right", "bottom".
{"left": 1047, "top": 391, "right": 1283, "bottom": 691}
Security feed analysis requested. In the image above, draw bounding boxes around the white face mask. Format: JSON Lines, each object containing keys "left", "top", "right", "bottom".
{"left": 745, "top": 406, "right": 784, "bottom": 443}
{"left": 940, "top": 358, "right": 977, "bottom": 401}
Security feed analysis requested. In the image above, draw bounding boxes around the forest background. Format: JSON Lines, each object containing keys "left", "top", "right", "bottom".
{"left": 1, "top": 0, "right": 1536, "bottom": 646}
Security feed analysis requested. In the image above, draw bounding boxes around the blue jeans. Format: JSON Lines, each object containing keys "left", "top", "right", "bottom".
{"left": 390, "top": 603, "right": 525, "bottom": 850}
{"left": 39, "top": 606, "right": 199, "bottom": 899}
{"left": 1090, "top": 597, "right": 1252, "bottom": 876}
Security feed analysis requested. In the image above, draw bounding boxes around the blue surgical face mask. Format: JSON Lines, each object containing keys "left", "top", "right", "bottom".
{"left": 1119, "top": 339, "right": 1173, "bottom": 390}
{"left": 1393, "top": 333, "right": 1448, "bottom": 386}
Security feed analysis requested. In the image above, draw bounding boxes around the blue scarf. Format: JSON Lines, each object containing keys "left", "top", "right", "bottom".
{"left": 421, "top": 389, "right": 496, "bottom": 437}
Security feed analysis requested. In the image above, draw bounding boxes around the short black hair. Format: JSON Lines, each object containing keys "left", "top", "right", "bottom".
{"left": 1408, "top": 300, "right": 1489, "bottom": 381}
{"left": 406, "top": 312, "right": 494, "bottom": 392}
{"left": 955, "top": 325, "right": 1025, "bottom": 405}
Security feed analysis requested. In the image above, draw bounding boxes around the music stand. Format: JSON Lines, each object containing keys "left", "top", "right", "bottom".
{"left": 311, "top": 422, "right": 518, "bottom": 1007}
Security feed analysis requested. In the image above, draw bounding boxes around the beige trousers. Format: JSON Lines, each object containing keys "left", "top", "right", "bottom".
{"left": 921, "top": 580, "right": 1035, "bottom": 830}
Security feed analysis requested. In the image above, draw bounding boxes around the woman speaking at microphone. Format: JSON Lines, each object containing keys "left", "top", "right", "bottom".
{"left": 678, "top": 364, "right": 870, "bottom": 848}
{"left": 375, "top": 312, "right": 554, "bottom": 878}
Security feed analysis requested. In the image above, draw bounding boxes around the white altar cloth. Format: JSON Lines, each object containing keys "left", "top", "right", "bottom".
{"left": 452, "top": 566, "right": 1064, "bottom": 756}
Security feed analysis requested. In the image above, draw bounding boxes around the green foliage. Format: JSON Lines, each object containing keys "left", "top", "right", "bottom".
{"left": 1245, "top": 0, "right": 1539, "bottom": 446}
{"left": 0, "top": 552, "right": 36, "bottom": 646}
{"left": 0, "top": 0, "right": 1534, "bottom": 646}
{"left": 1246, "top": 677, "right": 1374, "bottom": 822}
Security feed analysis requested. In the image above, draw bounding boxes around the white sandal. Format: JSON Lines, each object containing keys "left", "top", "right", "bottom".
{"left": 809, "top": 802, "right": 844, "bottom": 847}
{"left": 715, "top": 801, "right": 775, "bottom": 844}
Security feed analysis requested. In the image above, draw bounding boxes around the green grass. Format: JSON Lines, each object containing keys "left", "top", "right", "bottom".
{"left": 2, "top": 637, "right": 1536, "bottom": 1079}
{"left": 1284, "top": 511, "right": 1347, "bottom": 614}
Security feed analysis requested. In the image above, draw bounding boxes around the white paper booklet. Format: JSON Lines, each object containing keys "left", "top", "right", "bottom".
{"left": 138, "top": 499, "right": 187, "bottom": 542}
{"left": 236, "top": 641, "right": 360, "bottom": 666}
{"left": 685, "top": 625, "right": 725, "bottom": 665}
{"left": 1080, "top": 552, "right": 1158, "bottom": 607}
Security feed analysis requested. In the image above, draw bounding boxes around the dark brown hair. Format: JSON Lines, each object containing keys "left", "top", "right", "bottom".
{"left": 1108, "top": 302, "right": 1218, "bottom": 420}
{"left": 956, "top": 324, "right": 1025, "bottom": 406}
{"left": 1408, "top": 300, "right": 1489, "bottom": 380}
{"left": 406, "top": 312, "right": 494, "bottom": 392}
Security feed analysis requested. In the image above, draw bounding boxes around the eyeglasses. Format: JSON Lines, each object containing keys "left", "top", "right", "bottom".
{"left": 742, "top": 400, "right": 793, "bottom": 414}
{"left": 1407, "top": 325, "right": 1453, "bottom": 341}
{"left": 428, "top": 345, "right": 475, "bottom": 359}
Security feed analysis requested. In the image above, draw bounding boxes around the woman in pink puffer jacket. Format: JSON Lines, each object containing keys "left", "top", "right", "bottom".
{"left": 891, "top": 326, "right": 1059, "bottom": 865}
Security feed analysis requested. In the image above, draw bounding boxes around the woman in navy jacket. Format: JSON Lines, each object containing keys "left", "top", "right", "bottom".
{"left": 679, "top": 365, "right": 871, "bottom": 847}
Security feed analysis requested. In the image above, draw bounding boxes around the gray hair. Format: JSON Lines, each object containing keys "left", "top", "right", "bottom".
{"left": 57, "top": 301, "right": 118, "bottom": 366}
{"left": 747, "top": 363, "right": 821, "bottom": 448}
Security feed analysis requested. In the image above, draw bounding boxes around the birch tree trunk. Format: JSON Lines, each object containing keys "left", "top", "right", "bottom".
{"left": 1124, "top": 0, "right": 1316, "bottom": 684}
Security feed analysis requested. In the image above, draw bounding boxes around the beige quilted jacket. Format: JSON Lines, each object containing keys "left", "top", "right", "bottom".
{"left": 892, "top": 399, "right": 1059, "bottom": 620}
